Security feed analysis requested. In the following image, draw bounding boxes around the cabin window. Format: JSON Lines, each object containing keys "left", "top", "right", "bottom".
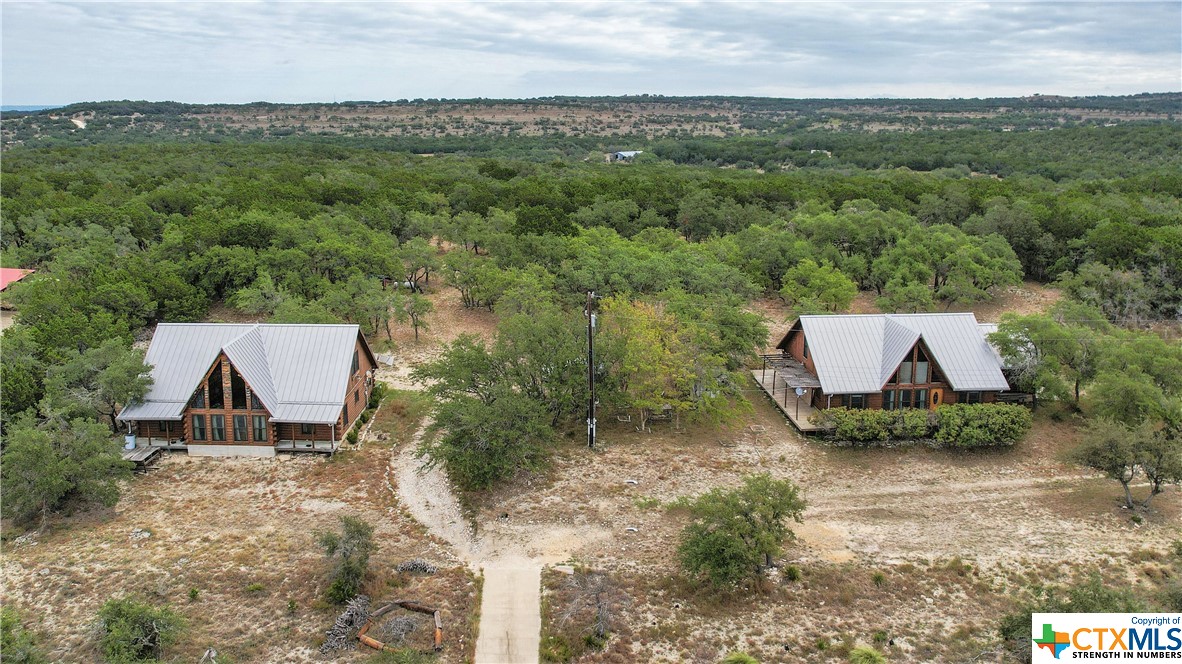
{"left": 352, "top": 350, "right": 359, "bottom": 374}
{"left": 916, "top": 389, "right": 929, "bottom": 409}
{"left": 899, "top": 389, "right": 912, "bottom": 409}
{"left": 233, "top": 415, "right": 248, "bottom": 441}
{"left": 354, "top": 389, "right": 360, "bottom": 404}
{"left": 802, "top": 339, "right": 809, "bottom": 360}
{"left": 848, "top": 394, "right": 866, "bottom": 410}
{"left": 208, "top": 362, "right": 224, "bottom": 409}
{"left": 965, "top": 391, "right": 982, "bottom": 404}
{"left": 253, "top": 415, "right": 268, "bottom": 442}
{"left": 899, "top": 361, "right": 913, "bottom": 384}
{"left": 191, "top": 415, "right": 206, "bottom": 441}
{"left": 191, "top": 388, "right": 205, "bottom": 408}
{"left": 230, "top": 366, "right": 247, "bottom": 409}
{"left": 211, "top": 415, "right": 226, "bottom": 441}
{"left": 930, "top": 366, "right": 943, "bottom": 383}
{"left": 883, "top": 390, "right": 896, "bottom": 411}
{"left": 251, "top": 392, "right": 263, "bottom": 410}
{"left": 343, "top": 404, "right": 349, "bottom": 424}
{"left": 300, "top": 423, "right": 313, "bottom": 435}
{"left": 907, "top": 347, "right": 926, "bottom": 382}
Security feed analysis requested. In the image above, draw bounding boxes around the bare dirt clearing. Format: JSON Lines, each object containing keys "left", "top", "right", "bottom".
{"left": 1, "top": 397, "right": 478, "bottom": 663}
{"left": 479, "top": 398, "right": 1179, "bottom": 662}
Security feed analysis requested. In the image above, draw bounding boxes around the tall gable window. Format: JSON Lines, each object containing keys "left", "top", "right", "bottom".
{"left": 914, "top": 346, "right": 930, "bottom": 384}
{"left": 250, "top": 393, "right": 263, "bottom": 410}
{"left": 191, "top": 388, "right": 205, "bottom": 409}
{"left": 230, "top": 366, "right": 247, "bottom": 410}
{"left": 208, "top": 361, "right": 224, "bottom": 409}
{"left": 352, "top": 350, "right": 360, "bottom": 374}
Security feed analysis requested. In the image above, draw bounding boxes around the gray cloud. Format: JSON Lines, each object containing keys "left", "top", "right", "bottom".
{"left": 2, "top": 1, "right": 1178, "bottom": 104}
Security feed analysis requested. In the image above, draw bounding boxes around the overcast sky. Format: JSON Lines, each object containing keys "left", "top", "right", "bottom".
{"left": 2, "top": 1, "right": 1179, "bottom": 105}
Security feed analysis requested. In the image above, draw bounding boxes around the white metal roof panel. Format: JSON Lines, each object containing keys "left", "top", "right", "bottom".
{"left": 272, "top": 403, "right": 345, "bottom": 424}
{"left": 118, "top": 401, "right": 186, "bottom": 421}
{"left": 222, "top": 327, "right": 279, "bottom": 410}
{"left": 118, "top": 323, "right": 363, "bottom": 423}
{"left": 796, "top": 313, "right": 1009, "bottom": 394}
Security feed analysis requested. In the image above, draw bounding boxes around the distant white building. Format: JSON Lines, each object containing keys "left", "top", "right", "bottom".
{"left": 611, "top": 150, "right": 643, "bottom": 161}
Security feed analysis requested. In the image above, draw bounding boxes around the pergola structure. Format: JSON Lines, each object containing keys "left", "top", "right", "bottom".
{"left": 752, "top": 355, "right": 824, "bottom": 432}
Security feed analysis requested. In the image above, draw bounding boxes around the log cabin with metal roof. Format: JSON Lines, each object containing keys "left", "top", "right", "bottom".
{"left": 754, "top": 313, "right": 1009, "bottom": 431}
{"left": 117, "top": 324, "right": 377, "bottom": 456}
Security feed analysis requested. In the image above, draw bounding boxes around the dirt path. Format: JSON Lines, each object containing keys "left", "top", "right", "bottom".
{"left": 392, "top": 416, "right": 545, "bottom": 664}
{"left": 393, "top": 417, "right": 483, "bottom": 561}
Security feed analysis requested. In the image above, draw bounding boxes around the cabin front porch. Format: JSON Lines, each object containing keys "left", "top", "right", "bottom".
{"left": 751, "top": 355, "right": 826, "bottom": 433}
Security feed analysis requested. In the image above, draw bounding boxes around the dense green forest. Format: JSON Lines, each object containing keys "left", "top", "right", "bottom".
{"left": 2, "top": 97, "right": 1181, "bottom": 506}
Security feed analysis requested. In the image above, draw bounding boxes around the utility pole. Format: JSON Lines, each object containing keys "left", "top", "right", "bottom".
{"left": 586, "top": 290, "right": 597, "bottom": 449}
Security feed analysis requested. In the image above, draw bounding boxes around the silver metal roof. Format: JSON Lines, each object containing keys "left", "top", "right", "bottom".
{"left": 118, "top": 324, "right": 366, "bottom": 424}
{"left": 796, "top": 313, "right": 1010, "bottom": 394}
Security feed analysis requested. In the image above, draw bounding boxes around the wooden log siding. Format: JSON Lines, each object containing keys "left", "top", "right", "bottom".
{"left": 183, "top": 352, "right": 275, "bottom": 446}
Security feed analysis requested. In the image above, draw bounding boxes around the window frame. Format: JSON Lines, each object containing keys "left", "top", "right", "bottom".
{"left": 300, "top": 422, "right": 314, "bottom": 435}
{"left": 253, "top": 415, "right": 268, "bottom": 442}
{"left": 210, "top": 414, "right": 226, "bottom": 442}
{"left": 848, "top": 394, "right": 866, "bottom": 410}
{"left": 191, "top": 415, "right": 206, "bottom": 441}
{"left": 233, "top": 414, "right": 248, "bottom": 442}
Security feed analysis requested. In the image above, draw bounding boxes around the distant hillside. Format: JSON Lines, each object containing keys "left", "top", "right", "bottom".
{"left": 2, "top": 93, "right": 1178, "bottom": 150}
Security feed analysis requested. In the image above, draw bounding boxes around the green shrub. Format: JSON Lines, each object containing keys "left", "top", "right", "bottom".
{"left": 784, "top": 565, "right": 802, "bottom": 582}
{"left": 815, "top": 408, "right": 931, "bottom": 443}
{"left": 849, "top": 646, "right": 887, "bottom": 664}
{"left": 872, "top": 630, "right": 889, "bottom": 645}
{"left": 813, "top": 408, "right": 891, "bottom": 442}
{"left": 346, "top": 428, "right": 359, "bottom": 445}
{"left": 317, "top": 515, "right": 375, "bottom": 604}
{"left": 96, "top": 598, "right": 185, "bottom": 663}
{"left": 871, "top": 571, "right": 886, "bottom": 587}
{"left": 678, "top": 474, "right": 806, "bottom": 587}
{"left": 187, "top": 588, "right": 199, "bottom": 602}
{"left": 1, "top": 607, "right": 47, "bottom": 664}
{"left": 891, "top": 408, "right": 932, "bottom": 439}
{"left": 245, "top": 582, "right": 265, "bottom": 593}
{"left": 720, "top": 653, "right": 759, "bottom": 664}
{"left": 368, "top": 383, "right": 388, "bottom": 410}
{"left": 359, "top": 410, "right": 371, "bottom": 425}
{"left": 935, "top": 403, "right": 1032, "bottom": 448}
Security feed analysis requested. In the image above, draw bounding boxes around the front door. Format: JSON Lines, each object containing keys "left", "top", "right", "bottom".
{"left": 929, "top": 388, "right": 944, "bottom": 410}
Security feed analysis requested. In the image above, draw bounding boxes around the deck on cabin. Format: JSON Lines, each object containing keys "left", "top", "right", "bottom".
{"left": 750, "top": 368, "right": 826, "bottom": 433}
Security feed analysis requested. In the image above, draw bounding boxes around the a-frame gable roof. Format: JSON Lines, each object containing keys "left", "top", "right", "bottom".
{"left": 783, "top": 313, "right": 1009, "bottom": 394}
{"left": 118, "top": 324, "right": 369, "bottom": 424}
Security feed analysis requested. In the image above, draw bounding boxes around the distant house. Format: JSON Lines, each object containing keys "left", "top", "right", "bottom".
{"left": 771, "top": 313, "right": 1009, "bottom": 412}
{"left": 611, "top": 150, "right": 643, "bottom": 161}
{"left": 0, "top": 268, "right": 33, "bottom": 293}
{"left": 117, "top": 324, "right": 377, "bottom": 457}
